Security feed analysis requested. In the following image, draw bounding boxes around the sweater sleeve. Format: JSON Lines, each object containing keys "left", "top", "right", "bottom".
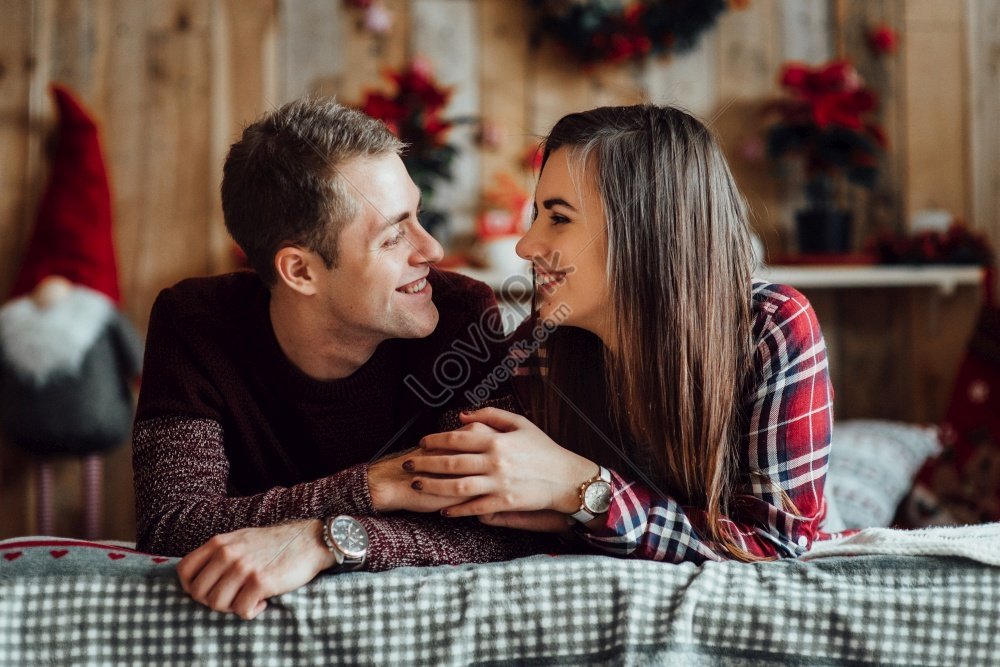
{"left": 574, "top": 289, "right": 834, "bottom": 563}
{"left": 133, "top": 415, "right": 564, "bottom": 565}
{"left": 358, "top": 514, "right": 564, "bottom": 572}
{"left": 132, "top": 416, "right": 378, "bottom": 556}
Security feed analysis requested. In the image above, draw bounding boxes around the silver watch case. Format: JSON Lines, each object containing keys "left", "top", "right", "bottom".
{"left": 326, "top": 515, "right": 369, "bottom": 571}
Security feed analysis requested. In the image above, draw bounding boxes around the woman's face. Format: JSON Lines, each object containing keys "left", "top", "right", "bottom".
{"left": 516, "top": 148, "right": 612, "bottom": 342}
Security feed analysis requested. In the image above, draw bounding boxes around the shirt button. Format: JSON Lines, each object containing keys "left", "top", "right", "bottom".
{"left": 798, "top": 536, "right": 809, "bottom": 548}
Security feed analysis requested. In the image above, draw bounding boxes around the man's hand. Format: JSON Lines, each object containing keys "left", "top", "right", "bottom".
{"left": 408, "top": 408, "right": 598, "bottom": 521}
{"left": 368, "top": 447, "right": 476, "bottom": 513}
{"left": 177, "top": 519, "right": 336, "bottom": 620}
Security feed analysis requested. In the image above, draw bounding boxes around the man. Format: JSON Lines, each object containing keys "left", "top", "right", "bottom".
{"left": 132, "top": 99, "right": 547, "bottom": 621}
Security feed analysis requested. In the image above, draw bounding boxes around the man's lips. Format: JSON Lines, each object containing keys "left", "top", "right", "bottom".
{"left": 396, "top": 275, "right": 429, "bottom": 294}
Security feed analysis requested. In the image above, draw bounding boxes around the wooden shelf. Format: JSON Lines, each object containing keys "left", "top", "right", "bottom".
{"left": 452, "top": 264, "right": 985, "bottom": 297}
{"left": 758, "top": 265, "right": 984, "bottom": 295}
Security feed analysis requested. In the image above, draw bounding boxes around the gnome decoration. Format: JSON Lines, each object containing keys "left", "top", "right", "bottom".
{"left": 0, "top": 84, "right": 142, "bottom": 540}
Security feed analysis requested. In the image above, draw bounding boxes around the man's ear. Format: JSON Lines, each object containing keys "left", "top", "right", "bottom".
{"left": 274, "top": 246, "right": 319, "bottom": 296}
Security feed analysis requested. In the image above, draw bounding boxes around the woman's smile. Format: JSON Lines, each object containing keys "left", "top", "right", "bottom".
{"left": 534, "top": 268, "right": 567, "bottom": 294}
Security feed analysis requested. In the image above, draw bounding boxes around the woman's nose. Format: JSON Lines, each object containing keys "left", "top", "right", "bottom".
{"left": 515, "top": 223, "right": 543, "bottom": 261}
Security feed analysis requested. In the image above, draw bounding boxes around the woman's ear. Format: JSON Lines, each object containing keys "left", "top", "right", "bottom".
{"left": 274, "top": 246, "right": 318, "bottom": 296}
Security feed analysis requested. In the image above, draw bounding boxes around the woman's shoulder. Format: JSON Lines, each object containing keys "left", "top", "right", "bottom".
{"left": 750, "top": 280, "right": 824, "bottom": 348}
{"left": 751, "top": 279, "right": 812, "bottom": 314}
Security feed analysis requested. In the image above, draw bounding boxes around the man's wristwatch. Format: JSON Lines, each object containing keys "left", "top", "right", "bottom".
{"left": 321, "top": 515, "right": 369, "bottom": 572}
{"left": 570, "top": 466, "right": 613, "bottom": 523}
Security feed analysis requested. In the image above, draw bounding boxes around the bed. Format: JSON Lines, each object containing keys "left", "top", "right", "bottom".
{"left": 3, "top": 420, "right": 998, "bottom": 666}
{"left": 1, "top": 534, "right": 998, "bottom": 666}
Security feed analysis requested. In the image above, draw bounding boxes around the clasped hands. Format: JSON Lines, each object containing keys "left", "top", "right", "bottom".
{"left": 177, "top": 407, "right": 596, "bottom": 621}
{"left": 373, "top": 407, "right": 600, "bottom": 533}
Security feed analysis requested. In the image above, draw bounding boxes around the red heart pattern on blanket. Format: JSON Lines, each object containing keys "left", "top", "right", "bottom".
{"left": 3, "top": 552, "right": 22, "bottom": 561}
{"left": 151, "top": 557, "right": 169, "bottom": 564}
{"left": 50, "top": 550, "right": 68, "bottom": 559}
{"left": 107, "top": 553, "right": 125, "bottom": 560}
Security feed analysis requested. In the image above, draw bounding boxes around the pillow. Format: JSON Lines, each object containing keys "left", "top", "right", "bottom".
{"left": 0, "top": 536, "right": 176, "bottom": 578}
{"left": 825, "top": 420, "right": 942, "bottom": 529}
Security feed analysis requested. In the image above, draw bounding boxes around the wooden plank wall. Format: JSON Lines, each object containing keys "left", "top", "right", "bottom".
{"left": 967, "top": 0, "right": 1000, "bottom": 258}
{"left": 0, "top": 0, "right": 993, "bottom": 540}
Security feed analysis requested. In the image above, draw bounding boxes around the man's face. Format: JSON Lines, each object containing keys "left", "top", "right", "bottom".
{"left": 312, "top": 153, "right": 444, "bottom": 342}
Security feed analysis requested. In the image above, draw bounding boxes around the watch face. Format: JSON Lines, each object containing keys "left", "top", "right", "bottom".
{"left": 584, "top": 481, "right": 613, "bottom": 514}
{"left": 332, "top": 517, "right": 369, "bottom": 558}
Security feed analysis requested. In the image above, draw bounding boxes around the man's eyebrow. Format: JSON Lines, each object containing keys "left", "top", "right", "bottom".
{"left": 542, "top": 197, "right": 578, "bottom": 211}
{"left": 382, "top": 195, "right": 422, "bottom": 229}
{"left": 385, "top": 211, "right": 408, "bottom": 227}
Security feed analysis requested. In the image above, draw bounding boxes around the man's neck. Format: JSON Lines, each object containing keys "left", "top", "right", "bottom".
{"left": 269, "top": 291, "right": 380, "bottom": 381}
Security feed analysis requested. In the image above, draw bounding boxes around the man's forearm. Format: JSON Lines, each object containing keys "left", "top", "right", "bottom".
{"left": 132, "top": 416, "right": 377, "bottom": 556}
{"left": 134, "top": 415, "right": 565, "bottom": 567}
{"left": 357, "top": 513, "right": 566, "bottom": 571}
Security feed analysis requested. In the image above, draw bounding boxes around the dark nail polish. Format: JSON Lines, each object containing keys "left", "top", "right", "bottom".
{"left": 440, "top": 509, "right": 450, "bottom": 517}
{"left": 411, "top": 480, "right": 423, "bottom": 491}
{"left": 402, "top": 460, "right": 414, "bottom": 472}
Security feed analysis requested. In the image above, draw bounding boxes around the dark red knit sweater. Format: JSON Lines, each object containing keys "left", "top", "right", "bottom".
{"left": 132, "top": 269, "right": 559, "bottom": 568}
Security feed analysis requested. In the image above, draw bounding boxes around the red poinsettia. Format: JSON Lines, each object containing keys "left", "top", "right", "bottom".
{"left": 360, "top": 57, "right": 453, "bottom": 146}
{"left": 765, "top": 59, "right": 886, "bottom": 193}
{"left": 777, "top": 60, "right": 877, "bottom": 129}
{"left": 358, "top": 58, "right": 469, "bottom": 234}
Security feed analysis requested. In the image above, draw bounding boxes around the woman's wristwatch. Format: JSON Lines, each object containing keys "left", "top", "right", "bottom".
{"left": 570, "top": 466, "right": 613, "bottom": 523}
{"left": 321, "top": 515, "right": 369, "bottom": 572}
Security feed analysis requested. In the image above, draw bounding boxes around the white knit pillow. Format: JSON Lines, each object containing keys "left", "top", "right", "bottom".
{"left": 826, "top": 420, "right": 942, "bottom": 529}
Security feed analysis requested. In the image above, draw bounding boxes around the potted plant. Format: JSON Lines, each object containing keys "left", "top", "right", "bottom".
{"left": 764, "top": 59, "right": 886, "bottom": 254}
{"left": 359, "top": 58, "right": 474, "bottom": 237}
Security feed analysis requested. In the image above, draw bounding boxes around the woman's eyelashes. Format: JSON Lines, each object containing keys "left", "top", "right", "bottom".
{"left": 531, "top": 203, "right": 570, "bottom": 225}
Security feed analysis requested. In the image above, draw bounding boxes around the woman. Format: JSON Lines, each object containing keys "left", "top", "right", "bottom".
{"left": 406, "top": 104, "right": 834, "bottom": 563}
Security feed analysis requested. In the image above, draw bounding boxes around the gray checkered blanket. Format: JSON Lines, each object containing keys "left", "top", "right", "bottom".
{"left": 1, "top": 537, "right": 998, "bottom": 666}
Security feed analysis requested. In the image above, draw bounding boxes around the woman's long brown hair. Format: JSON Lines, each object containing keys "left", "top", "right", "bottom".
{"left": 529, "top": 105, "right": 764, "bottom": 561}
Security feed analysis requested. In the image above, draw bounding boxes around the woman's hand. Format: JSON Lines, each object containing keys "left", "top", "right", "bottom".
{"left": 406, "top": 407, "right": 599, "bottom": 520}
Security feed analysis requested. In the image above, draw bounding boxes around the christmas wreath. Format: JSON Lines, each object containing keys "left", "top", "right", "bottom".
{"left": 530, "top": 0, "right": 741, "bottom": 66}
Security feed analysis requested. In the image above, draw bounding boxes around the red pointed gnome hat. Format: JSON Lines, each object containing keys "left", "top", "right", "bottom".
{"left": 9, "top": 84, "right": 120, "bottom": 303}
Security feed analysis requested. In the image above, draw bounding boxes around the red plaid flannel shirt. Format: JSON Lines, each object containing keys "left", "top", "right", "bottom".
{"left": 515, "top": 281, "right": 834, "bottom": 563}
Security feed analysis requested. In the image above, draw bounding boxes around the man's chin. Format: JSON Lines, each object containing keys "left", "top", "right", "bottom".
{"left": 397, "top": 305, "right": 439, "bottom": 339}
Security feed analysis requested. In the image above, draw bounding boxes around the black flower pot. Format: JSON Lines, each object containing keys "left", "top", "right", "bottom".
{"left": 796, "top": 208, "right": 852, "bottom": 254}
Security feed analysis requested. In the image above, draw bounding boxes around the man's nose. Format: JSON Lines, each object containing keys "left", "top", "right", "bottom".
{"left": 410, "top": 222, "right": 444, "bottom": 265}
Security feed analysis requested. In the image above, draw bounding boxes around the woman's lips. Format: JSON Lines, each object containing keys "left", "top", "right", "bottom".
{"left": 535, "top": 271, "right": 566, "bottom": 294}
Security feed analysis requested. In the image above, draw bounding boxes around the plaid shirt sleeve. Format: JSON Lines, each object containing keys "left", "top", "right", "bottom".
{"left": 575, "top": 282, "right": 834, "bottom": 563}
